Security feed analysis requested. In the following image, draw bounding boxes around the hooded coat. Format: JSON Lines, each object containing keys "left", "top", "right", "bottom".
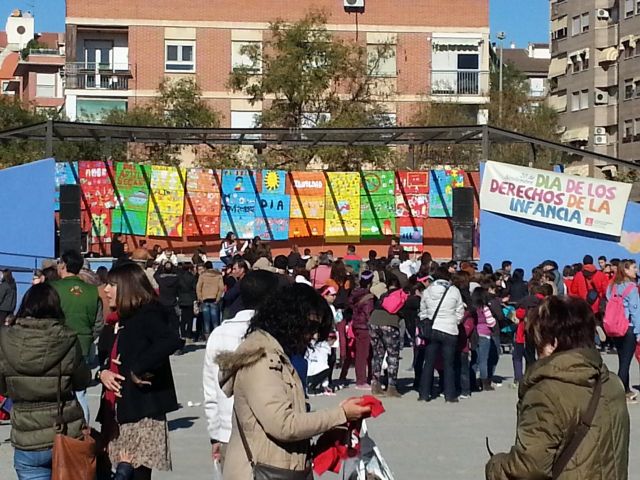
{"left": 217, "top": 329, "right": 346, "bottom": 480}
{"left": 485, "top": 348, "right": 629, "bottom": 480}
{"left": 0, "top": 317, "right": 91, "bottom": 450}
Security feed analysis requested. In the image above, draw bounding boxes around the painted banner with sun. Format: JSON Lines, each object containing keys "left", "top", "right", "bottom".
{"left": 325, "top": 172, "right": 360, "bottom": 240}
{"left": 429, "top": 167, "right": 465, "bottom": 218}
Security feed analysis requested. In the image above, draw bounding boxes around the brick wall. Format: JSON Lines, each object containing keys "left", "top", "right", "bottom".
{"left": 68, "top": 0, "right": 489, "bottom": 28}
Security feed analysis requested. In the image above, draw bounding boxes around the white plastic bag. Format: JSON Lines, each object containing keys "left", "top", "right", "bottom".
{"left": 212, "top": 459, "right": 223, "bottom": 480}
{"left": 348, "top": 420, "right": 395, "bottom": 480}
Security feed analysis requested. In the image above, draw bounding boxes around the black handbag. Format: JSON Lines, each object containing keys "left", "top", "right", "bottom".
{"left": 235, "top": 411, "right": 312, "bottom": 480}
{"left": 417, "top": 286, "right": 450, "bottom": 340}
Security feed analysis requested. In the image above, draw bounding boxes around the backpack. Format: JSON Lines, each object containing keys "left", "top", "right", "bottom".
{"left": 583, "top": 275, "right": 599, "bottom": 306}
{"left": 381, "top": 288, "right": 409, "bottom": 314}
{"left": 603, "top": 284, "right": 636, "bottom": 338}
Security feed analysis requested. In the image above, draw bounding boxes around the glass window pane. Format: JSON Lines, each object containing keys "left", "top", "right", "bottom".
{"left": 182, "top": 46, "right": 193, "bottom": 62}
{"left": 167, "top": 45, "right": 178, "bottom": 61}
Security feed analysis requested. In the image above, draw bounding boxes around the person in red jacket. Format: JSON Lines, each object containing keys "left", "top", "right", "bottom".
{"left": 569, "top": 255, "right": 610, "bottom": 315}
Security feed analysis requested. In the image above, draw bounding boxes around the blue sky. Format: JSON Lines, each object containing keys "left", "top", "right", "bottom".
{"left": 2, "top": 0, "right": 549, "bottom": 48}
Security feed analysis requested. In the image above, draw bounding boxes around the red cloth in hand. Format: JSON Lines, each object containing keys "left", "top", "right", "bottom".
{"left": 313, "top": 396, "right": 385, "bottom": 475}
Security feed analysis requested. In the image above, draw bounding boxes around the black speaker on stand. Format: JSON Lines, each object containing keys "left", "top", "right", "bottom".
{"left": 59, "top": 184, "right": 82, "bottom": 256}
{"left": 452, "top": 187, "right": 475, "bottom": 261}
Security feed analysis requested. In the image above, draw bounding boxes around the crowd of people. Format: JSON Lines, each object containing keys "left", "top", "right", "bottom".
{"left": 0, "top": 234, "right": 636, "bottom": 479}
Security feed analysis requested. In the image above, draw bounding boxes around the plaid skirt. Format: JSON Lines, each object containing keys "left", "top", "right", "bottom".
{"left": 108, "top": 416, "right": 172, "bottom": 471}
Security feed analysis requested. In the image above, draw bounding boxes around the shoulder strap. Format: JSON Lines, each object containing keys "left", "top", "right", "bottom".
{"left": 234, "top": 409, "right": 255, "bottom": 467}
{"left": 621, "top": 283, "right": 636, "bottom": 299}
{"left": 551, "top": 374, "right": 602, "bottom": 479}
{"left": 431, "top": 286, "right": 451, "bottom": 322}
{"left": 54, "top": 363, "right": 65, "bottom": 433}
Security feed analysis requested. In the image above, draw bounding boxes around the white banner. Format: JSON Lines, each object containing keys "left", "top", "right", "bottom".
{"left": 480, "top": 161, "right": 632, "bottom": 236}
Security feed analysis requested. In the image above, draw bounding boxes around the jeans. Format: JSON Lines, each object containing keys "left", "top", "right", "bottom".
{"left": 477, "top": 336, "right": 499, "bottom": 380}
{"left": 613, "top": 327, "right": 637, "bottom": 392}
{"left": 14, "top": 448, "right": 52, "bottom": 480}
{"left": 455, "top": 351, "right": 472, "bottom": 396}
{"left": 201, "top": 301, "right": 220, "bottom": 335}
{"left": 512, "top": 343, "right": 525, "bottom": 383}
{"left": 419, "top": 329, "right": 458, "bottom": 401}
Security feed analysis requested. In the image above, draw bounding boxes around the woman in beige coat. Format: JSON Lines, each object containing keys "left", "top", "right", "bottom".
{"left": 218, "top": 283, "right": 371, "bottom": 479}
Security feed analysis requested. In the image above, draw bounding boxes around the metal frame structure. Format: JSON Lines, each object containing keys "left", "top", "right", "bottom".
{"left": 0, "top": 119, "right": 638, "bottom": 170}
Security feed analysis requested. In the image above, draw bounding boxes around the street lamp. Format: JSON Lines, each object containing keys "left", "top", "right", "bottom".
{"left": 497, "top": 31, "right": 506, "bottom": 122}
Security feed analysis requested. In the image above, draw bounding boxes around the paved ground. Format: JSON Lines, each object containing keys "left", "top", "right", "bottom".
{"left": 2, "top": 346, "right": 639, "bottom": 479}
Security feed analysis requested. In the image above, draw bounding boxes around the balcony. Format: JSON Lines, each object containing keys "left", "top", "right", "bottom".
{"left": 594, "top": 25, "right": 618, "bottom": 49}
{"left": 593, "top": 104, "right": 617, "bottom": 126}
{"left": 431, "top": 70, "right": 489, "bottom": 96}
{"left": 594, "top": 65, "right": 617, "bottom": 88}
{"left": 64, "top": 62, "right": 131, "bottom": 90}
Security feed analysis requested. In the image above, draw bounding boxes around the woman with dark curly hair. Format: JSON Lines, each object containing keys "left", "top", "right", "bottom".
{"left": 217, "top": 283, "right": 371, "bottom": 480}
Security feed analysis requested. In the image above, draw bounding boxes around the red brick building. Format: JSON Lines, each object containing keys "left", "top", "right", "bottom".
{"left": 65, "top": 0, "right": 490, "bottom": 125}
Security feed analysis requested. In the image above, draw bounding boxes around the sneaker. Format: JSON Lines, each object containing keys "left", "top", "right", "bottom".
{"left": 491, "top": 381, "right": 503, "bottom": 388}
{"left": 355, "top": 384, "right": 371, "bottom": 390}
{"left": 459, "top": 394, "right": 471, "bottom": 400}
{"left": 626, "top": 391, "right": 638, "bottom": 403}
{"left": 322, "top": 387, "right": 336, "bottom": 396}
{"left": 510, "top": 382, "right": 519, "bottom": 390}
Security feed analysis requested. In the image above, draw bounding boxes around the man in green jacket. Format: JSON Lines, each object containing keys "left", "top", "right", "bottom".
{"left": 53, "top": 249, "right": 102, "bottom": 423}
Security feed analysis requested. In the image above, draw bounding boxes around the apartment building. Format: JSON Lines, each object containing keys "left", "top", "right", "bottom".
{"left": 64, "top": 0, "right": 490, "bottom": 125}
{"left": 502, "top": 43, "right": 551, "bottom": 99}
{"left": 548, "top": 0, "right": 640, "bottom": 161}
{"left": 0, "top": 10, "right": 65, "bottom": 112}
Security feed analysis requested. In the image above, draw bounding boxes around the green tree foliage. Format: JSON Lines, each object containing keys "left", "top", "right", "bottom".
{"left": 228, "top": 10, "right": 399, "bottom": 170}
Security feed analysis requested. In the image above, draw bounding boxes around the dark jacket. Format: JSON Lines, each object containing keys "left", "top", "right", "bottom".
{"left": 154, "top": 270, "right": 179, "bottom": 307}
{"left": 486, "top": 348, "right": 629, "bottom": 480}
{"left": 0, "top": 317, "right": 90, "bottom": 450}
{"left": 100, "top": 302, "right": 182, "bottom": 425}
{"left": 349, "top": 288, "right": 375, "bottom": 330}
{"left": 177, "top": 270, "right": 197, "bottom": 307}
{"left": 507, "top": 280, "right": 528, "bottom": 303}
{"left": 0, "top": 281, "right": 17, "bottom": 313}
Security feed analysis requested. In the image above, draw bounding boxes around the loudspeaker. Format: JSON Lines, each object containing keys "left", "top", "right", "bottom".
{"left": 453, "top": 187, "right": 474, "bottom": 224}
{"left": 59, "top": 185, "right": 82, "bottom": 255}
{"left": 452, "top": 223, "right": 474, "bottom": 262}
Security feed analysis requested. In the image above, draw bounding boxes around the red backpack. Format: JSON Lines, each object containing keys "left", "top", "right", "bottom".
{"left": 381, "top": 288, "right": 409, "bottom": 314}
{"left": 603, "top": 284, "right": 636, "bottom": 338}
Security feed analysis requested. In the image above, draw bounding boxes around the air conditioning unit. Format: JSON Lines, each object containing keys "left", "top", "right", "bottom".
{"left": 594, "top": 134, "right": 608, "bottom": 145}
{"left": 596, "top": 8, "right": 610, "bottom": 20}
{"left": 594, "top": 91, "right": 609, "bottom": 104}
{"left": 594, "top": 127, "right": 607, "bottom": 135}
{"left": 344, "top": 0, "right": 364, "bottom": 10}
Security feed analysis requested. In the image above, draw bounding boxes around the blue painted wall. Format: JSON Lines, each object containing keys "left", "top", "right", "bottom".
{"left": 480, "top": 201, "right": 640, "bottom": 274}
{"left": 0, "top": 158, "right": 56, "bottom": 302}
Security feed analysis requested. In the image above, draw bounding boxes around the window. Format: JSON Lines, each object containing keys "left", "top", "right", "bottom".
{"left": 367, "top": 44, "right": 397, "bottom": 77}
{"left": 571, "top": 91, "right": 580, "bottom": 111}
{"left": 624, "top": 79, "right": 634, "bottom": 99}
{"left": 230, "top": 111, "right": 261, "bottom": 129}
{"left": 1, "top": 80, "right": 13, "bottom": 95}
{"left": 635, "top": 118, "right": 640, "bottom": 140}
{"left": 636, "top": 80, "right": 640, "bottom": 97}
{"left": 36, "top": 73, "right": 56, "bottom": 98}
{"left": 637, "top": 0, "right": 640, "bottom": 14}
{"left": 571, "top": 16, "right": 581, "bottom": 35}
{"left": 570, "top": 50, "right": 589, "bottom": 73}
{"left": 581, "top": 13, "right": 590, "bottom": 32}
{"left": 623, "top": 120, "right": 633, "bottom": 141}
{"left": 77, "top": 98, "right": 127, "bottom": 122}
{"left": 625, "top": 0, "right": 635, "bottom": 17}
{"left": 165, "top": 41, "right": 195, "bottom": 72}
{"left": 580, "top": 89, "right": 589, "bottom": 109}
{"left": 232, "top": 41, "right": 262, "bottom": 72}
{"left": 374, "top": 113, "right": 397, "bottom": 127}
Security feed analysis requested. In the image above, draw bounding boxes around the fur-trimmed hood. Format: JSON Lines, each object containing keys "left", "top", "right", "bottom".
{"left": 216, "top": 329, "right": 285, "bottom": 398}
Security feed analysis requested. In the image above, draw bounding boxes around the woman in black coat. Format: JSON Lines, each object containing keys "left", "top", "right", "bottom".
{"left": 98, "top": 263, "right": 183, "bottom": 480}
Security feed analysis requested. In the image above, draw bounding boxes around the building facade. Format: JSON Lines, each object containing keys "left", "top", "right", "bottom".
{"left": 502, "top": 43, "right": 551, "bottom": 100}
{"left": 64, "top": 0, "right": 490, "bottom": 125}
{"left": 548, "top": 0, "right": 640, "bottom": 161}
{"left": 0, "top": 10, "right": 65, "bottom": 112}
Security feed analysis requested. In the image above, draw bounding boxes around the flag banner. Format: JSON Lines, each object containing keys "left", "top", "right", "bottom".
{"left": 79, "top": 160, "right": 115, "bottom": 210}
{"left": 429, "top": 167, "right": 465, "bottom": 217}
{"left": 221, "top": 169, "right": 257, "bottom": 194}
{"left": 114, "top": 163, "right": 150, "bottom": 212}
{"left": 480, "top": 161, "right": 631, "bottom": 236}
{"left": 290, "top": 196, "right": 325, "bottom": 219}
{"left": 112, "top": 208, "right": 147, "bottom": 236}
{"left": 254, "top": 217, "right": 290, "bottom": 241}
{"left": 396, "top": 194, "right": 429, "bottom": 218}
{"left": 289, "top": 219, "right": 325, "bottom": 238}
{"left": 89, "top": 208, "right": 112, "bottom": 244}
{"left": 220, "top": 213, "right": 255, "bottom": 239}
{"left": 287, "top": 171, "right": 326, "bottom": 197}
{"left": 396, "top": 171, "right": 429, "bottom": 195}
{"left": 361, "top": 217, "right": 396, "bottom": 238}
{"left": 399, "top": 224, "right": 423, "bottom": 246}
{"left": 147, "top": 209, "right": 183, "bottom": 237}
{"left": 361, "top": 171, "right": 395, "bottom": 196}
{"left": 256, "top": 193, "right": 290, "bottom": 219}
{"left": 185, "top": 168, "right": 221, "bottom": 236}
{"left": 184, "top": 214, "right": 220, "bottom": 237}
